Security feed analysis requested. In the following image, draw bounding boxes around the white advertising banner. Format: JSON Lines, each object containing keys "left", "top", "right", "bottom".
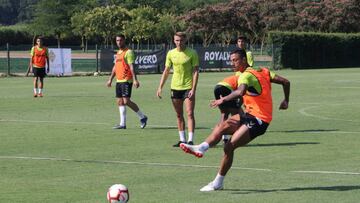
{"left": 48, "top": 48, "right": 72, "bottom": 76}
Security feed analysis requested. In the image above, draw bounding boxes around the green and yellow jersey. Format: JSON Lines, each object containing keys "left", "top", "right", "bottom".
{"left": 165, "top": 47, "right": 199, "bottom": 90}
{"left": 238, "top": 67, "right": 275, "bottom": 95}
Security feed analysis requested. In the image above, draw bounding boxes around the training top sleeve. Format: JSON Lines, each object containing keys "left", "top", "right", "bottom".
{"left": 30, "top": 47, "right": 35, "bottom": 56}
{"left": 269, "top": 70, "right": 276, "bottom": 80}
{"left": 124, "top": 50, "right": 135, "bottom": 64}
{"left": 191, "top": 50, "right": 199, "bottom": 67}
{"left": 165, "top": 50, "right": 173, "bottom": 69}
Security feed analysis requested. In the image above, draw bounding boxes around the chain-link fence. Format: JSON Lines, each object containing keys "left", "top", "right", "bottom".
{"left": 0, "top": 43, "right": 273, "bottom": 75}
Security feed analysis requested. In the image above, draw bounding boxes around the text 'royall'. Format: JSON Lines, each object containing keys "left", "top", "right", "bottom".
{"left": 204, "top": 51, "right": 230, "bottom": 61}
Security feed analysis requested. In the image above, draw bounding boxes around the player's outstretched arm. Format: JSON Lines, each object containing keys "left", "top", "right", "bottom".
{"left": 271, "top": 75, "right": 290, "bottom": 110}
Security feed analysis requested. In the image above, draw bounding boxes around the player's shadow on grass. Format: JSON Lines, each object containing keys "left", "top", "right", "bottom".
{"left": 213, "top": 142, "right": 319, "bottom": 148}
{"left": 246, "top": 142, "right": 320, "bottom": 147}
{"left": 146, "top": 126, "right": 210, "bottom": 129}
{"left": 225, "top": 185, "right": 360, "bottom": 194}
{"left": 269, "top": 129, "right": 339, "bottom": 133}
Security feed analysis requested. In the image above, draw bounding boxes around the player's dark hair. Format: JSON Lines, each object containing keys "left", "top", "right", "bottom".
{"left": 116, "top": 34, "right": 126, "bottom": 39}
{"left": 33, "top": 36, "right": 44, "bottom": 46}
{"left": 230, "top": 48, "right": 247, "bottom": 58}
{"left": 237, "top": 36, "right": 247, "bottom": 42}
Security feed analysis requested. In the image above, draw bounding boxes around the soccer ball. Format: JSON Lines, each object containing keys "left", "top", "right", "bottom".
{"left": 93, "top": 71, "right": 100, "bottom": 76}
{"left": 107, "top": 184, "right": 129, "bottom": 203}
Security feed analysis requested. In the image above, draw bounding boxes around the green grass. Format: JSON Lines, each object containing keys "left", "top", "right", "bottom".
{"left": 0, "top": 69, "right": 360, "bottom": 203}
{"left": 0, "top": 58, "right": 97, "bottom": 73}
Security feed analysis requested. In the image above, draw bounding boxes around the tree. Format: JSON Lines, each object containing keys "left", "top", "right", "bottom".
{"left": 0, "top": 0, "right": 19, "bottom": 25}
{"left": 181, "top": 2, "right": 242, "bottom": 46}
{"left": 154, "top": 13, "right": 184, "bottom": 44}
{"left": 84, "top": 5, "right": 129, "bottom": 47}
{"left": 124, "top": 6, "right": 159, "bottom": 47}
{"left": 30, "top": 0, "right": 77, "bottom": 47}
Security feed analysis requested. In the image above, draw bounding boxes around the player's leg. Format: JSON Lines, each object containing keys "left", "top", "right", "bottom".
{"left": 201, "top": 115, "right": 269, "bottom": 191}
{"left": 123, "top": 97, "right": 148, "bottom": 129}
{"left": 38, "top": 76, "right": 44, "bottom": 97}
{"left": 179, "top": 114, "right": 241, "bottom": 158}
{"left": 184, "top": 94, "right": 195, "bottom": 144}
{"left": 33, "top": 76, "right": 38, "bottom": 97}
{"left": 205, "top": 114, "right": 241, "bottom": 145}
{"left": 219, "top": 125, "right": 251, "bottom": 176}
{"left": 222, "top": 107, "right": 242, "bottom": 143}
{"left": 200, "top": 124, "right": 251, "bottom": 192}
{"left": 113, "top": 82, "right": 127, "bottom": 129}
{"left": 172, "top": 98, "right": 186, "bottom": 146}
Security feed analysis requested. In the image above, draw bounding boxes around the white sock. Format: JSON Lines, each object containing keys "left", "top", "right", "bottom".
{"left": 34, "top": 88, "right": 37, "bottom": 94}
{"left": 38, "top": 88, "right": 43, "bottom": 94}
{"left": 119, "top": 106, "right": 126, "bottom": 126}
{"left": 199, "top": 142, "right": 210, "bottom": 152}
{"left": 179, "top": 131, "right": 186, "bottom": 142}
{"left": 188, "top": 132, "right": 194, "bottom": 142}
{"left": 136, "top": 110, "right": 146, "bottom": 119}
{"left": 213, "top": 173, "right": 225, "bottom": 187}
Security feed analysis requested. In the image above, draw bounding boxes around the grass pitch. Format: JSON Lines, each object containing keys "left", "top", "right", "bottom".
{"left": 0, "top": 68, "right": 360, "bottom": 202}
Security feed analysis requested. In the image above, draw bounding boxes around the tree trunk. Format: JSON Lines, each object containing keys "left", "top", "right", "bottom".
{"left": 57, "top": 34, "right": 61, "bottom": 48}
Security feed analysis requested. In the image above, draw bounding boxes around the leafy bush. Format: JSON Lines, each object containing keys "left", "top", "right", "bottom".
{"left": 268, "top": 31, "right": 360, "bottom": 69}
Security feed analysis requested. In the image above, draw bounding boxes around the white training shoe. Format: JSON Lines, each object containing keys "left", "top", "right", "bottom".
{"left": 200, "top": 182, "right": 223, "bottom": 192}
{"left": 179, "top": 143, "right": 204, "bottom": 158}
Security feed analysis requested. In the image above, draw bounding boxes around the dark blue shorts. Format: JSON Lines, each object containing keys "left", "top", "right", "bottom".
{"left": 240, "top": 113, "right": 269, "bottom": 139}
{"left": 33, "top": 67, "right": 46, "bottom": 78}
{"left": 116, "top": 82, "right": 132, "bottom": 98}
{"left": 171, "top": 89, "right": 191, "bottom": 100}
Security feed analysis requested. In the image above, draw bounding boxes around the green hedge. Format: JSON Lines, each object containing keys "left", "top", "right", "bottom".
{"left": 0, "top": 25, "right": 33, "bottom": 46}
{"left": 268, "top": 31, "right": 360, "bottom": 69}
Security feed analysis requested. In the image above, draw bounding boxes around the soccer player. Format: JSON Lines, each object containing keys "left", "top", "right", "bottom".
{"left": 107, "top": 34, "right": 148, "bottom": 129}
{"left": 237, "top": 36, "right": 254, "bottom": 67}
{"left": 157, "top": 32, "right": 200, "bottom": 147}
{"left": 180, "top": 49, "right": 290, "bottom": 191}
{"left": 214, "top": 74, "right": 242, "bottom": 143}
{"left": 28, "top": 36, "right": 49, "bottom": 97}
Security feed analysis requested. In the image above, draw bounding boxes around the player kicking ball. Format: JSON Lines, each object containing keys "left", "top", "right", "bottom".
{"left": 180, "top": 49, "right": 290, "bottom": 191}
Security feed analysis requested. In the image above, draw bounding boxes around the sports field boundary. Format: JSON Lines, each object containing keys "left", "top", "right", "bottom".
{"left": 1, "top": 155, "right": 359, "bottom": 176}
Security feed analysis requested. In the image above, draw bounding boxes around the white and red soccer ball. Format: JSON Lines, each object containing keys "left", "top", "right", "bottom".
{"left": 107, "top": 184, "right": 129, "bottom": 203}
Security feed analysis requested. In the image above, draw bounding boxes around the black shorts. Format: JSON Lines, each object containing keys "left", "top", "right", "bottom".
{"left": 116, "top": 82, "right": 132, "bottom": 98}
{"left": 171, "top": 89, "right": 191, "bottom": 100}
{"left": 214, "top": 85, "right": 239, "bottom": 109}
{"left": 240, "top": 113, "right": 269, "bottom": 139}
{"left": 33, "top": 67, "right": 46, "bottom": 78}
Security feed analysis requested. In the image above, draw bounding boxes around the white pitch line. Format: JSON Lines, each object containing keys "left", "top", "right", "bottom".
{"left": 298, "top": 106, "right": 359, "bottom": 123}
{"left": 292, "top": 170, "right": 360, "bottom": 175}
{"left": 0, "top": 119, "right": 110, "bottom": 125}
{"left": 0, "top": 155, "right": 271, "bottom": 172}
{"left": 0, "top": 119, "right": 178, "bottom": 128}
{"left": 1, "top": 156, "right": 360, "bottom": 175}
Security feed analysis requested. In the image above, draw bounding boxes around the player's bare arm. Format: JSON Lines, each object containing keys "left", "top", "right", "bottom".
{"left": 188, "top": 66, "right": 199, "bottom": 99}
{"left": 26, "top": 57, "right": 32, "bottom": 76}
{"left": 271, "top": 75, "right": 290, "bottom": 110}
{"left": 210, "top": 84, "right": 247, "bottom": 108}
{"left": 129, "top": 63, "right": 139, "bottom": 88}
{"left": 46, "top": 56, "right": 50, "bottom": 73}
{"left": 107, "top": 66, "right": 116, "bottom": 87}
{"left": 157, "top": 67, "right": 170, "bottom": 99}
